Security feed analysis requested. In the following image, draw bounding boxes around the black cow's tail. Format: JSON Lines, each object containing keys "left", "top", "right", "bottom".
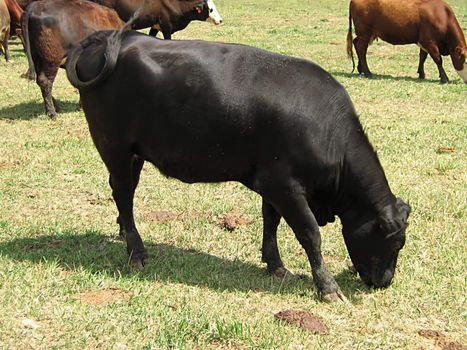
{"left": 346, "top": 2, "right": 355, "bottom": 73}
{"left": 66, "top": 8, "right": 142, "bottom": 90}
{"left": 21, "top": 2, "right": 36, "bottom": 81}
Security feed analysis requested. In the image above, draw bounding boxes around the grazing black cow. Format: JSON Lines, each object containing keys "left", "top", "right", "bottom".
{"left": 66, "top": 28, "right": 411, "bottom": 302}
{"left": 21, "top": 0, "right": 123, "bottom": 117}
{"left": 94, "top": 0, "right": 222, "bottom": 39}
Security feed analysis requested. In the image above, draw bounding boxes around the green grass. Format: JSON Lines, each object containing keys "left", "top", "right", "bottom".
{"left": 0, "top": 0, "right": 466, "bottom": 348}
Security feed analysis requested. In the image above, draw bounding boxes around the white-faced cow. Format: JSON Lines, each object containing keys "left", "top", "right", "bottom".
{"left": 21, "top": 0, "right": 123, "bottom": 117}
{"left": 0, "top": 0, "right": 10, "bottom": 62}
{"left": 94, "top": 0, "right": 222, "bottom": 39}
{"left": 347, "top": 0, "right": 467, "bottom": 83}
{"left": 66, "top": 26, "right": 411, "bottom": 302}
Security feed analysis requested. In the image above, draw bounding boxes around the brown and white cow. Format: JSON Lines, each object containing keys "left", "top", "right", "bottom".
{"left": 347, "top": 0, "right": 467, "bottom": 83}
{"left": 21, "top": 0, "right": 123, "bottom": 117}
{"left": 0, "top": 0, "right": 10, "bottom": 62}
{"left": 94, "top": 0, "right": 222, "bottom": 39}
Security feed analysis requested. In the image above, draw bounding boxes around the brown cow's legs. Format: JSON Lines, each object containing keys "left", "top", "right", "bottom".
{"left": 353, "top": 35, "right": 372, "bottom": 77}
{"left": 106, "top": 151, "right": 148, "bottom": 265}
{"left": 36, "top": 67, "right": 59, "bottom": 118}
{"left": 261, "top": 199, "right": 291, "bottom": 278}
{"left": 421, "top": 41, "right": 449, "bottom": 83}
{"left": 417, "top": 49, "right": 428, "bottom": 79}
{"left": 1, "top": 28, "right": 10, "bottom": 62}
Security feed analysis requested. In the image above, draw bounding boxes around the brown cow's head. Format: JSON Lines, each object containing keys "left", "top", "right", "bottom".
{"left": 453, "top": 46, "right": 467, "bottom": 83}
{"left": 343, "top": 198, "right": 411, "bottom": 288}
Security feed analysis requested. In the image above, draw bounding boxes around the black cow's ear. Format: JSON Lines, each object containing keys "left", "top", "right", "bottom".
{"left": 395, "top": 197, "right": 411, "bottom": 224}
{"left": 378, "top": 199, "right": 410, "bottom": 238}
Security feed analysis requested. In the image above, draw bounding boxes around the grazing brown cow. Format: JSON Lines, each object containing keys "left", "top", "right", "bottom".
{"left": 347, "top": 0, "right": 467, "bottom": 83}
{"left": 0, "top": 0, "right": 10, "bottom": 62}
{"left": 21, "top": 0, "right": 123, "bottom": 117}
{"left": 94, "top": 0, "right": 222, "bottom": 39}
{"left": 5, "top": 0, "right": 22, "bottom": 29}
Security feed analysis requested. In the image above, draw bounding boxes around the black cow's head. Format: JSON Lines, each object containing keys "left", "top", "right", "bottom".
{"left": 343, "top": 197, "right": 411, "bottom": 288}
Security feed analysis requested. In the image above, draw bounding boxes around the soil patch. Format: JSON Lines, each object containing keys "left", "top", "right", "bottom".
{"left": 275, "top": 310, "right": 328, "bottom": 334}
{"left": 145, "top": 210, "right": 205, "bottom": 223}
{"left": 71, "top": 288, "right": 131, "bottom": 305}
{"left": 218, "top": 213, "right": 253, "bottom": 231}
{"left": 418, "top": 329, "right": 466, "bottom": 350}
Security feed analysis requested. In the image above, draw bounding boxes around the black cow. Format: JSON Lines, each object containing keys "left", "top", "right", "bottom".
{"left": 66, "top": 28, "right": 411, "bottom": 302}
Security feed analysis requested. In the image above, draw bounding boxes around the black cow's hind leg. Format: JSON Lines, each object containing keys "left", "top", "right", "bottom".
{"left": 261, "top": 199, "right": 291, "bottom": 278}
{"left": 106, "top": 151, "right": 148, "bottom": 265}
{"left": 36, "top": 67, "right": 59, "bottom": 118}
{"left": 274, "top": 193, "right": 345, "bottom": 302}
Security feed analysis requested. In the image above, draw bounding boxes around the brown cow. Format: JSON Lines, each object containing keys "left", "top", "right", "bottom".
{"left": 347, "top": 0, "right": 467, "bottom": 83}
{"left": 21, "top": 0, "right": 123, "bottom": 117}
{"left": 5, "top": 0, "right": 22, "bottom": 29}
{"left": 0, "top": 0, "right": 9, "bottom": 62}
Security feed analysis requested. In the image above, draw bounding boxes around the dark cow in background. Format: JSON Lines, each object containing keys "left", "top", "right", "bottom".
{"left": 21, "top": 0, "right": 123, "bottom": 117}
{"left": 94, "top": 0, "right": 222, "bottom": 39}
{"left": 0, "top": 0, "right": 10, "bottom": 61}
{"left": 5, "top": 0, "right": 22, "bottom": 39}
{"left": 66, "top": 27, "right": 411, "bottom": 302}
{"left": 347, "top": 0, "right": 467, "bottom": 83}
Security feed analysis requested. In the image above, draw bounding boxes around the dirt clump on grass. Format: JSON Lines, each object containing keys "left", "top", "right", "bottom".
{"left": 418, "top": 329, "right": 466, "bottom": 350}
{"left": 71, "top": 288, "right": 131, "bottom": 305}
{"left": 275, "top": 310, "right": 328, "bottom": 334}
{"left": 219, "top": 213, "right": 253, "bottom": 231}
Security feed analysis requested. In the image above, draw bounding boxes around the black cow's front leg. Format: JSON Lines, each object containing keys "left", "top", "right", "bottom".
{"left": 106, "top": 152, "right": 148, "bottom": 265}
{"left": 273, "top": 193, "right": 345, "bottom": 302}
{"left": 261, "top": 199, "right": 291, "bottom": 278}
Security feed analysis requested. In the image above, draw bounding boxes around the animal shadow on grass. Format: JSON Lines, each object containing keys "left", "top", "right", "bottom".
{"left": 0, "top": 231, "right": 365, "bottom": 301}
{"left": 332, "top": 70, "right": 441, "bottom": 84}
{"left": 0, "top": 100, "right": 79, "bottom": 120}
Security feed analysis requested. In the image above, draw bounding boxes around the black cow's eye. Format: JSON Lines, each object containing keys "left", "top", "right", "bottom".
{"left": 210, "top": 8, "right": 213, "bottom": 12}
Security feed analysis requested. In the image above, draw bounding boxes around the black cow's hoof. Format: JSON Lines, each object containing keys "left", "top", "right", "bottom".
{"left": 271, "top": 266, "right": 293, "bottom": 279}
{"left": 128, "top": 249, "right": 149, "bottom": 267}
{"left": 321, "top": 289, "right": 348, "bottom": 303}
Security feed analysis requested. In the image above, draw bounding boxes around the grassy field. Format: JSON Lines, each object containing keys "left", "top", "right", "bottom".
{"left": 0, "top": 0, "right": 466, "bottom": 348}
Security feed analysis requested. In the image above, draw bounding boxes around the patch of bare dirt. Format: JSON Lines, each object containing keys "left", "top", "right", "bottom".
{"left": 71, "top": 288, "right": 131, "bottom": 305}
{"left": 436, "top": 146, "right": 456, "bottom": 154}
{"left": 418, "top": 329, "right": 466, "bottom": 350}
{"left": 275, "top": 310, "right": 328, "bottom": 334}
{"left": 145, "top": 209, "right": 205, "bottom": 223}
{"left": 0, "top": 160, "right": 21, "bottom": 169}
{"left": 218, "top": 213, "right": 253, "bottom": 231}
{"left": 25, "top": 240, "right": 64, "bottom": 252}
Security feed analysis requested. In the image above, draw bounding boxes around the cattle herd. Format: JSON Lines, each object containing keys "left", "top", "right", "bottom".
{"left": 0, "top": 0, "right": 465, "bottom": 302}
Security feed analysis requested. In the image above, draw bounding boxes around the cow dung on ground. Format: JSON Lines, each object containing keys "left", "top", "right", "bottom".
{"left": 275, "top": 310, "right": 328, "bottom": 334}
{"left": 218, "top": 213, "right": 253, "bottom": 231}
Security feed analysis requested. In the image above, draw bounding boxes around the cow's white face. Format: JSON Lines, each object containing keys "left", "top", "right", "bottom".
{"left": 206, "top": 0, "right": 222, "bottom": 25}
{"left": 456, "top": 62, "right": 467, "bottom": 83}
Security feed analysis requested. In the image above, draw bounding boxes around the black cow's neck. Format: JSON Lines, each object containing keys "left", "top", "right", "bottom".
{"left": 335, "top": 126, "right": 395, "bottom": 225}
